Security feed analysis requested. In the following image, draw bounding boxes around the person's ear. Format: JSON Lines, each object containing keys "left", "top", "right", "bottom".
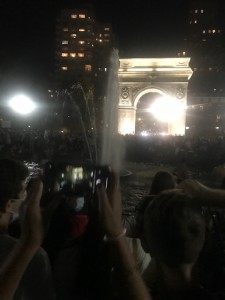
{"left": 5, "top": 199, "right": 22, "bottom": 214}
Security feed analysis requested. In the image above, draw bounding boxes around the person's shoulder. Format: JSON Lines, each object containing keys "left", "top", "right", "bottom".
{"left": 136, "top": 195, "right": 155, "bottom": 213}
{"left": 31, "top": 246, "right": 51, "bottom": 267}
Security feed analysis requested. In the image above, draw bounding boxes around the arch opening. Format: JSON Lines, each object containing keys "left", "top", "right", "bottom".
{"left": 136, "top": 92, "right": 168, "bottom": 136}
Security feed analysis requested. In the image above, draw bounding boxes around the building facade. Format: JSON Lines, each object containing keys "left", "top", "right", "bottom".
{"left": 55, "top": 7, "right": 116, "bottom": 132}
{"left": 55, "top": 8, "right": 115, "bottom": 88}
{"left": 178, "top": 0, "right": 225, "bottom": 137}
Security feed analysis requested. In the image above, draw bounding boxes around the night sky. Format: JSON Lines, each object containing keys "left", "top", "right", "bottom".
{"left": 0, "top": 0, "right": 215, "bottom": 88}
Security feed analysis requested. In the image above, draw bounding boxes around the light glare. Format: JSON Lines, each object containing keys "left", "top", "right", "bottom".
{"left": 9, "top": 95, "right": 36, "bottom": 115}
{"left": 149, "top": 97, "right": 185, "bottom": 122}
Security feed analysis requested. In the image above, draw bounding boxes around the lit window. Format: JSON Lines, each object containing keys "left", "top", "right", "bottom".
{"left": 79, "top": 28, "right": 85, "bottom": 32}
{"left": 70, "top": 53, "right": 76, "bottom": 57}
{"left": 104, "top": 27, "right": 110, "bottom": 31}
{"left": 212, "top": 29, "right": 216, "bottom": 33}
{"left": 182, "top": 51, "right": 186, "bottom": 56}
{"left": 79, "top": 41, "right": 85, "bottom": 44}
{"left": 61, "top": 53, "right": 68, "bottom": 57}
{"left": 85, "top": 64, "right": 92, "bottom": 71}
{"left": 62, "top": 40, "right": 68, "bottom": 44}
{"left": 201, "top": 9, "right": 204, "bottom": 13}
{"left": 195, "top": 9, "right": 198, "bottom": 13}
{"left": 194, "top": 20, "right": 197, "bottom": 24}
{"left": 99, "top": 34, "right": 102, "bottom": 37}
{"left": 104, "top": 34, "right": 110, "bottom": 37}
{"left": 203, "top": 30, "right": 205, "bottom": 33}
{"left": 78, "top": 53, "right": 84, "bottom": 57}
{"left": 79, "top": 14, "right": 85, "bottom": 18}
{"left": 209, "top": 67, "right": 212, "bottom": 71}
{"left": 71, "top": 14, "right": 77, "bottom": 19}
{"left": 63, "top": 28, "right": 68, "bottom": 32}
{"left": 99, "top": 39, "right": 102, "bottom": 42}
{"left": 62, "top": 66, "right": 68, "bottom": 70}
{"left": 71, "top": 34, "right": 76, "bottom": 38}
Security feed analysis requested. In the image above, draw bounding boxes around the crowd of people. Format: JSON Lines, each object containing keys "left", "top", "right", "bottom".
{"left": 1, "top": 128, "right": 225, "bottom": 172}
{"left": 1, "top": 130, "right": 225, "bottom": 299}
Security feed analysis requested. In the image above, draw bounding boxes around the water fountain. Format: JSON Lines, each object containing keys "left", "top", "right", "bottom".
{"left": 51, "top": 48, "right": 130, "bottom": 183}
{"left": 55, "top": 83, "right": 98, "bottom": 163}
{"left": 100, "top": 49, "right": 125, "bottom": 173}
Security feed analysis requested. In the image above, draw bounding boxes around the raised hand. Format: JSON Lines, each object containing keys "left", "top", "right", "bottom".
{"left": 97, "top": 169, "right": 123, "bottom": 238}
{"left": 20, "top": 179, "right": 43, "bottom": 250}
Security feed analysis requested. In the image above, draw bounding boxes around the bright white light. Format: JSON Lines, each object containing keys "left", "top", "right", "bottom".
{"left": 140, "top": 131, "right": 149, "bottom": 136}
{"left": 149, "top": 97, "right": 185, "bottom": 122}
{"left": 9, "top": 95, "right": 36, "bottom": 115}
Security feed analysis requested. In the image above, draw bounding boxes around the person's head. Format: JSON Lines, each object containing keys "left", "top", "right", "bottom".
{"left": 149, "top": 171, "right": 177, "bottom": 195}
{"left": 142, "top": 190, "right": 205, "bottom": 267}
{"left": 135, "top": 171, "right": 176, "bottom": 237}
{"left": 0, "top": 158, "right": 29, "bottom": 219}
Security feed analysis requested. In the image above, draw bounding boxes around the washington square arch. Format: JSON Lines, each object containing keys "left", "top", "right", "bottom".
{"left": 117, "top": 58, "right": 193, "bottom": 136}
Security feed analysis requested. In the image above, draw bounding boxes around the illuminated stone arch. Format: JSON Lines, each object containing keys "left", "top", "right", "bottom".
{"left": 117, "top": 58, "right": 193, "bottom": 135}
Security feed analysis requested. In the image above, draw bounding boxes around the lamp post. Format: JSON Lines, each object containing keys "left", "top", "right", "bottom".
{"left": 8, "top": 94, "right": 37, "bottom": 160}
{"left": 9, "top": 95, "right": 36, "bottom": 115}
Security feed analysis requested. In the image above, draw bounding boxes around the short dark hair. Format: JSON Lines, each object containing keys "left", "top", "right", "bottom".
{"left": 150, "top": 171, "right": 176, "bottom": 195}
{"left": 0, "top": 158, "right": 29, "bottom": 211}
{"left": 143, "top": 190, "right": 205, "bottom": 267}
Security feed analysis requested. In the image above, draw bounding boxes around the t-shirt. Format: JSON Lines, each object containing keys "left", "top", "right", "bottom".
{"left": 0, "top": 234, "right": 55, "bottom": 300}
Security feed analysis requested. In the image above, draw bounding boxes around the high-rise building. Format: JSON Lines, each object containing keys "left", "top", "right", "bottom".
{"left": 178, "top": 0, "right": 225, "bottom": 137}
{"left": 179, "top": 0, "right": 225, "bottom": 96}
{"left": 55, "top": 6, "right": 116, "bottom": 133}
{"left": 55, "top": 7, "right": 115, "bottom": 89}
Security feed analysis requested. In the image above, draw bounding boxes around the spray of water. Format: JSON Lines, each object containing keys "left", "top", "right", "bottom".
{"left": 55, "top": 49, "right": 124, "bottom": 170}
{"left": 56, "top": 84, "right": 97, "bottom": 163}
{"left": 100, "top": 49, "right": 124, "bottom": 172}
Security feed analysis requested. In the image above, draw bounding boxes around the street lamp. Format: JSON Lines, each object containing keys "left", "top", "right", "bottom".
{"left": 8, "top": 94, "right": 37, "bottom": 159}
{"left": 9, "top": 95, "right": 36, "bottom": 115}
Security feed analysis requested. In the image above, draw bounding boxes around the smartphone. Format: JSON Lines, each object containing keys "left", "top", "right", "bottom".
{"left": 91, "top": 165, "right": 109, "bottom": 194}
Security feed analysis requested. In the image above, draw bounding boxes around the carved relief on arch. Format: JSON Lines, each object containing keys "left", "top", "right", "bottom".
{"left": 175, "top": 85, "right": 185, "bottom": 99}
{"left": 120, "top": 87, "right": 130, "bottom": 105}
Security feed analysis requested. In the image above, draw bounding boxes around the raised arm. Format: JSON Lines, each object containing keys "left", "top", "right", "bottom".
{"left": 97, "top": 170, "right": 152, "bottom": 300}
{"left": 0, "top": 180, "right": 43, "bottom": 300}
{"left": 179, "top": 179, "right": 225, "bottom": 208}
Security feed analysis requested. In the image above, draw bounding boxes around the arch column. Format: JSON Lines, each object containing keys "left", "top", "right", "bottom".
{"left": 118, "top": 107, "right": 136, "bottom": 135}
